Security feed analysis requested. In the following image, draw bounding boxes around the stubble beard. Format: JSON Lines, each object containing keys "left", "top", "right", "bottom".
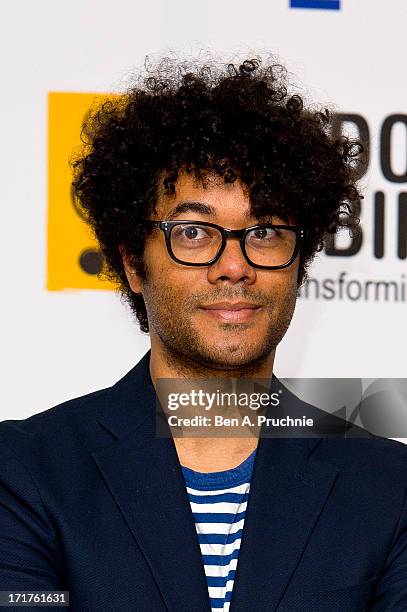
{"left": 142, "top": 279, "right": 298, "bottom": 378}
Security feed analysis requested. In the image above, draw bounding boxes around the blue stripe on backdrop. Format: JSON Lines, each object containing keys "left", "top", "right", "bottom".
{"left": 290, "top": 0, "right": 340, "bottom": 9}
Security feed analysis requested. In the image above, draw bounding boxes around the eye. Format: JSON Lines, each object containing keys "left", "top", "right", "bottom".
{"left": 172, "top": 224, "right": 216, "bottom": 246}
{"left": 249, "top": 227, "right": 279, "bottom": 241}
{"left": 181, "top": 226, "right": 209, "bottom": 240}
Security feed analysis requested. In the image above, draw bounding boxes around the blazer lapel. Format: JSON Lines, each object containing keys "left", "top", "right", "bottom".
{"left": 229, "top": 435, "right": 339, "bottom": 612}
{"left": 92, "top": 350, "right": 211, "bottom": 612}
{"left": 92, "top": 350, "right": 339, "bottom": 612}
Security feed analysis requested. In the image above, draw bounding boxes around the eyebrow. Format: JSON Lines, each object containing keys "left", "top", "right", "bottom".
{"left": 165, "top": 201, "right": 273, "bottom": 222}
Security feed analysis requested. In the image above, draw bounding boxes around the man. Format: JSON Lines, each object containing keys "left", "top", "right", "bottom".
{"left": 1, "top": 56, "right": 407, "bottom": 611}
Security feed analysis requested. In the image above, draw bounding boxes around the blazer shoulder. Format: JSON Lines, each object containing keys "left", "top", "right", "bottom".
{"left": 0, "top": 386, "right": 110, "bottom": 451}
{"left": 0, "top": 353, "right": 150, "bottom": 461}
{"left": 318, "top": 435, "right": 407, "bottom": 479}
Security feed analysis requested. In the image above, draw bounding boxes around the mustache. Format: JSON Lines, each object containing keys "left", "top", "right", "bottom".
{"left": 187, "top": 289, "right": 269, "bottom": 307}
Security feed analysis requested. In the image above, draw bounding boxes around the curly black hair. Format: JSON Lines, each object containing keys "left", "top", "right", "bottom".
{"left": 71, "top": 54, "right": 362, "bottom": 334}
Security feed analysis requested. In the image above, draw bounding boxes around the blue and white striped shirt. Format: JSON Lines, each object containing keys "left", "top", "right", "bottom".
{"left": 181, "top": 449, "right": 257, "bottom": 611}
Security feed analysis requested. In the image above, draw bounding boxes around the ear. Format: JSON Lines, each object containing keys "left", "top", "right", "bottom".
{"left": 119, "top": 244, "right": 143, "bottom": 294}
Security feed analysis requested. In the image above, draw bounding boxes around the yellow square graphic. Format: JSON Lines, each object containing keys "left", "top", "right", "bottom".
{"left": 47, "top": 92, "right": 115, "bottom": 291}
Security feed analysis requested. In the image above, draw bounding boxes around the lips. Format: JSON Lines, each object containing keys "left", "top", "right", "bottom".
{"left": 199, "top": 302, "right": 261, "bottom": 322}
{"left": 200, "top": 302, "right": 260, "bottom": 310}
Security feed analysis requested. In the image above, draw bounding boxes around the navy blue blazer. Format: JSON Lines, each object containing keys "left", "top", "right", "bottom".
{"left": 1, "top": 349, "right": 407, "bottom": 611}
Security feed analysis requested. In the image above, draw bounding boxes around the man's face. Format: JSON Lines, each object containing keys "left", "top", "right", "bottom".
{"left": 122, "top": 172, "right": 300, "bottom": 371}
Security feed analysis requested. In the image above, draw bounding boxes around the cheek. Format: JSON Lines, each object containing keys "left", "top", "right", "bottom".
{"left": 144, "top": 247, "right": 202, "bottom": 300}
{"left": 280, "top": 260, "right": 299, "bottom": 290}
{"left": 143, "top": 241, "right": 173, "bottom": 287}
{"left": 260, "top": 267, "right": 299, "bottom": 299}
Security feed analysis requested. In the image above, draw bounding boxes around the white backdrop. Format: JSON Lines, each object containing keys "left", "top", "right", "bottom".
{"left": 1, "top": 0, "right": 406, "bottom": 421}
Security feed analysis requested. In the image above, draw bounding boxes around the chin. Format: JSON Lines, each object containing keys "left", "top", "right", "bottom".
{"left": 198, "top": 343, "right": 265, "bottom": 368}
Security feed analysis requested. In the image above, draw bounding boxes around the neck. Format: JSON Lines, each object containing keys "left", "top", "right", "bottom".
{"left": 148, "top": 333, "right": 275, "bottom": 473}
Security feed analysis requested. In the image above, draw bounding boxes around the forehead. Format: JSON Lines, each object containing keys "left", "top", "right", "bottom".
{"left": 155, "top": 171, "right": 255, "bottom": 220}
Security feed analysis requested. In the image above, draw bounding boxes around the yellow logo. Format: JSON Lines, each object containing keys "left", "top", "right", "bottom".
{"left": 47, "top": 92, "right": 115, "bottom": 291}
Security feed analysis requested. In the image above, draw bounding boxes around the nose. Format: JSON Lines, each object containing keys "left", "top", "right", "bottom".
{"left": 206, "top": 237, "right": 257, "bottom": 285}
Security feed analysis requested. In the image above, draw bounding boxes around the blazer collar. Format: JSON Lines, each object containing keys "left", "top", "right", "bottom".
{"left": 93, "top": 349, "right": 339, "bottom": 611}
{"left": 96, "top": 348, "right": 157, "bottom": 441}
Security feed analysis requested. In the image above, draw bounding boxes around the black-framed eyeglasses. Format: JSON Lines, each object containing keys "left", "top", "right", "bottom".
{"left": 145, "top": 220, "right": 304, "bottom": 269}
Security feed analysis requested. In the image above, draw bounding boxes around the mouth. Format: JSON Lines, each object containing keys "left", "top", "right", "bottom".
{"left": 199, "top": 302, "right": 262, "bottom": 323}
